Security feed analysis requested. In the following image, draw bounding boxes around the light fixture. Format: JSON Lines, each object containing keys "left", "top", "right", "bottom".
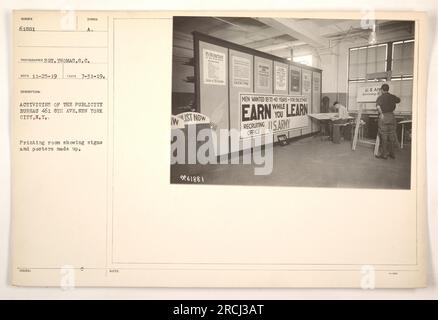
{"left": 368, "top": 23, "right": 377, "bottom": 45}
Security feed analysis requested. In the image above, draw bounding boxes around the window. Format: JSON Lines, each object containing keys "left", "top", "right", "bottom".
{"left": 293, "top": 55, "right": 312, "bottom": 67}
{"left": 348, "top": 44, "right": 387, "bottom": 80}
{"left": 347, "top": 39, "right": 414, "bottom": 113}
{"left": 392, "top": 39, "right": 414, "bottom": 78}
{"left": 390, "top": 40, "right": 414, "bottom": 112}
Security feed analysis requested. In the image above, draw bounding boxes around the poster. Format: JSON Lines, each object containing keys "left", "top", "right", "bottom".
{"left": 275, "top": 65, "right": 287, "bottom": 91}
{"left": 302, "top": 72, "right": 311, "bottom": 94}
{"left": 313, "top": 73, "right": 320, "bottom": 91}
{"left": 232, "top": 56, "right": 250, "bottom": 88}
{"left": 257, "top": 62, "right": 271, "bottom": 89}
{"left": 240, "top": 93, "right": 309, "bottom": 138}
{"left": 203, "top": 49, "right": 226, "bottom": 85}
{"left": 357, "top": 82, "right": 385, "bottom": 102}
{"left": 290, "top": 69, "right": 300, "bottom": 92}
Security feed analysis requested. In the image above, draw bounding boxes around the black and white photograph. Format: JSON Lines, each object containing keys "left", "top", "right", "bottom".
{"left": 171, "top": 16, "right": 415, "bottom": 189}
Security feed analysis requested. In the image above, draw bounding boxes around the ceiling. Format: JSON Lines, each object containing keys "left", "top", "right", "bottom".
{"left": 173, "top": 17, "right": 415, "bottom": 59}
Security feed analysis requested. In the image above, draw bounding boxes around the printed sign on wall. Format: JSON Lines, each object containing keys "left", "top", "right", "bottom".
{"left": 232, "top": 56, "right": 250, "bottom": 88}
{"left": 302, "top": 71, "right": 311, "bottom": 94}
{"left": 203, "top": 49, "right": 226, "bottom": 85}
{"left": 171, "top": 115, "right": 185, "bottom": 129}
{"left": 357, "top": 83, "right": 385, "bottom": 103}
{"left": 257, "top": 62, "right": 271, "bottom": 89}
{"left": 175, "top": 112, "right": 210, "bottom": 125}
{"left": 240, "top": 93, "right": 309, "bottom": 138}
{"left": 275, "top": 65, "right": 287, "bottom": 91}
{"left": 313, "top": 73, "right": 320, "bottom": 92}
{"left": 290, "top": 68, "right": 300, "bottom": 93}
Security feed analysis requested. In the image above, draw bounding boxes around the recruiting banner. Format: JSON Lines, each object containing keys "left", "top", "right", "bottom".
{"left": 240, "top": 93, "right": 309, "bottom": 138}
{"left": 171, "top": 115, "right": 185, "bottom": 129}
{"left": 175, "top": 112, "right": 210, "bottom": 125}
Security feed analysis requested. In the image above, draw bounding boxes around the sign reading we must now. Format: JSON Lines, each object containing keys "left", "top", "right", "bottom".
{"left": 240, "top": 93, "right": 309, "bottom": 138}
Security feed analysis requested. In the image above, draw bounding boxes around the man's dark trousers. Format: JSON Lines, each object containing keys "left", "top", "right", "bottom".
{"left": 378, "top": 112, "right": 396, "bottom": 158}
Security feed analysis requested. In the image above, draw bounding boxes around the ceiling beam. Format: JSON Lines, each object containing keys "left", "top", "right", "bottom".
{"left": 256, "top": 40, "right": 306, "bottom": 52}
{"left": 242, "top": 34, "right": 298, "bottom": 48}
{"left": 256, "top": 18, "right": 330, "bottom": 48}
{"left": 318, "top": 20, "right": 363, "bottom": 38}
{"left": 211, "top": 26, "right": 285, "bottom": 45}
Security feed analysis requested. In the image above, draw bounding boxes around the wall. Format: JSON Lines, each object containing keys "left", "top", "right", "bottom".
{"left": 172, "top": 32, "right": 195, "bottom": 114}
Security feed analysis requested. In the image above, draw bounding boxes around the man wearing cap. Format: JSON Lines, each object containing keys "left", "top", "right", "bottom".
{"left": 375, "top": 84, "right": 401, "bottom": 159}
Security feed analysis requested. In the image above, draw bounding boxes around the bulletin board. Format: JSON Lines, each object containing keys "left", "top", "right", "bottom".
{"left": 193, "top": 32, "right": 322, "bottom": 154}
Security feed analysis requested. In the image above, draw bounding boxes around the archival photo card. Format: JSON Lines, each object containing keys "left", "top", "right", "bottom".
{"left": 11, "top": 10, "right": 427, "bottom": 288}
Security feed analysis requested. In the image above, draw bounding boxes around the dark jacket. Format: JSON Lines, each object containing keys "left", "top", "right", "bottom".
{"left": 376, "top": 92, "right": 401, "bottom": 113}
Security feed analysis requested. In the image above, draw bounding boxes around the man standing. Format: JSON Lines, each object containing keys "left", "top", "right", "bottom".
{"left": 375, "top": 84, "right": 401, "bottom": 159}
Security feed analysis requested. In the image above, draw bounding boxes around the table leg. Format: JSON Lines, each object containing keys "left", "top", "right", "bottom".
{"left": 374, "top": 134, "right": 380, "bottom": 156}
{"left": 401, "top": 124, "right": 404, "bottom": 149}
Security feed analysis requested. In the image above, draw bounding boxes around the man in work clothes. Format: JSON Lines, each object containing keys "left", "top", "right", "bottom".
{"left": 329, "top": 101, "right": 350, "bottom": 141}
{"left": 375, "top": 84, "right": 401, "bottom": 159}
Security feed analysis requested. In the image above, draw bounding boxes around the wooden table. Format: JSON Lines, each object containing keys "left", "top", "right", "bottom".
{"left": 308, "top": 113, "right": 354, "bottom": 141}
{"left": 308, "top": 113, "right": 337, "bottom": 139}
{"left": 398, "top": 119, "right": 412, "bottom": 149}
{"left": 308, "top": 113, "right": 337, "bottom": 120}
{"left": 308, "top": 113, "right": 354, "bottom": 121}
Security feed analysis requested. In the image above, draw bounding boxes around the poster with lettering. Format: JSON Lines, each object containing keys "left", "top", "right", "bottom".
{"left": 175, "top": 112, "right": 210, "bottom": 125}
{"left": 302, "top": 71, "right": 311, "bottom": 94}
{"left": 313, "top": 73, "right": 320, "bottom": 91}
{"left": 357, "top": 83, "right": 384, "bottom": 102}
{"left": 275, "top": 65, "right": 287, "bottom": 91}
{"left": 257, "top": 62, "right": 271, "bottom": 89}
{"left": 203, "top": 49, "right": 226, "bottom": 85}
{"left": 290, "top": 68, "right": 301, "bottom": 93}
{"left": 240, "top": 93, "right": 309, "bottom": 138}
{"left": 232, "top": 56, "right": 250, "bottom": 88}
